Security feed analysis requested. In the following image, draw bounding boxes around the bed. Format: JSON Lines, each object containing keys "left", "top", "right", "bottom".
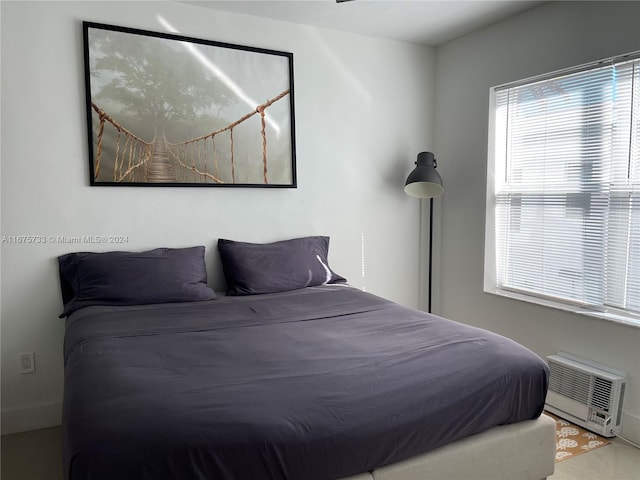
{"left": 59, "top": 238, "right": 556, "bottom": 480}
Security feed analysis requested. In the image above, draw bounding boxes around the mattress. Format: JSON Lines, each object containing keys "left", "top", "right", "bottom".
{"left": 62, "top": 285, "right": 548, "bottom": 480}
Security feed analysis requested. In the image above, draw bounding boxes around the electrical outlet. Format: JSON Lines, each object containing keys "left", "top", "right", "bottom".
{"left": 19, "top": 352, "right": 35, "bottom": 374}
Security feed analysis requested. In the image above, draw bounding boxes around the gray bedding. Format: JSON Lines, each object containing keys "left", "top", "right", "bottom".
{"left": 62, "top": 285, "right": 548, "bottom": 480}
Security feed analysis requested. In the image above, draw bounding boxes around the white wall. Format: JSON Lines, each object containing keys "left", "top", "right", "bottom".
{"left": 0, "top": 0, "right": 435, "bottom": 433}
{"left": 433, "top": 1, "right": 640, "bottom": 444}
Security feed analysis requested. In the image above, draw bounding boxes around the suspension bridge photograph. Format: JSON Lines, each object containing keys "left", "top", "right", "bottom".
{"left": 83, "top": 21, "right": 296, "bottom": 187}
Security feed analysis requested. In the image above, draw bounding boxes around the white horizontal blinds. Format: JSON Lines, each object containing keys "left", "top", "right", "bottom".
{"left": 493, "top": 57, "right": 640, "bottom": 315}
{"left": 607, "top": 61, "right": 640, "bottom": 312}
{"left": 630, "top": 62, "right": 640, "bottom": 311}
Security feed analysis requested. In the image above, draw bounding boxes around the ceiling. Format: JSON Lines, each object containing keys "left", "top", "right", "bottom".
{"left": 182, "top": 0, "right": 543, "bottom": 46}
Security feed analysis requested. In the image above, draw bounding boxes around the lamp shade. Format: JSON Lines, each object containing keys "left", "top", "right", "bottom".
{"left": 404, "top": 151, "right": 444, "bottom": 198}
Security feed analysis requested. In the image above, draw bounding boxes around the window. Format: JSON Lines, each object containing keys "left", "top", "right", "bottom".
{"left": 485, "top": 52, "right": 640, "bottom": 326}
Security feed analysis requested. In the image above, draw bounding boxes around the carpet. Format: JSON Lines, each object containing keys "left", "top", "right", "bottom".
{"left": 544, "top": 412, "right": 611, "bottom": 462}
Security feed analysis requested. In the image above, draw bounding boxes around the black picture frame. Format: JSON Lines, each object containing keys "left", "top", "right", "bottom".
{"left": 82, "top": 21, "right": 296, "bottom": 187}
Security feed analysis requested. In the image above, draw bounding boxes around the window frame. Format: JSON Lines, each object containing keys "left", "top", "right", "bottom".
{"left": 484, "top": 52, "right": 640, "bottom": 328}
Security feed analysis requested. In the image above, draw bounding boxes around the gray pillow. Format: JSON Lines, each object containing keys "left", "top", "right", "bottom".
{"left": 218, "top": 236, "right": 346, "bottom": 296}
{"left": 58, "top": 246, "right": 216, "bottom": 317}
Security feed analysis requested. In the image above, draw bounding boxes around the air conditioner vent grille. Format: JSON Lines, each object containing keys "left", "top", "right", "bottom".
{"left": 591, "top": 377, "right": 613, "bottom": 411}
{"left": 548, "top": 360, "right": 591, "bottom": 405}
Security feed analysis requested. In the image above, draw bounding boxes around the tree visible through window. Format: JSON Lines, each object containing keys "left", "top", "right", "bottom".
{"left": 486, "top": 53, "right": 639, "bottom": 322}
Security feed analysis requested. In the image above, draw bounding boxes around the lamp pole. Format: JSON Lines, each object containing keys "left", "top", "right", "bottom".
{"left": 428, "top": 197, "right": 434, "bottom": 314}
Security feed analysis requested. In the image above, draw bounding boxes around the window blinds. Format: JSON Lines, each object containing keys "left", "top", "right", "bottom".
{"left": 491, "top": 55, "right": 639, "bottom": 318}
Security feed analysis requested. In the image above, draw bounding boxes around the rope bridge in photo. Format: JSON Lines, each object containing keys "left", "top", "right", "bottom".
{"left": 91, "top": 103, "right": 153, "bottom": 182}
{"left": 91, "top": 89, "right": 289, "bottom": 184}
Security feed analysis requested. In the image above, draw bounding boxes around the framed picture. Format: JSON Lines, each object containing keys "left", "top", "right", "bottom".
{"left": 82, "top": 21, "right": 296, "bottom": 187}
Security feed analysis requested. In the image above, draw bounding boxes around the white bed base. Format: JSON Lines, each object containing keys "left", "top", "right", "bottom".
{"left": 342, "top": 414, "right": 556, "bottom": 480}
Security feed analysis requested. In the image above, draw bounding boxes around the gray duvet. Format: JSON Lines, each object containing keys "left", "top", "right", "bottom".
{"left": 63, "top": 285, "right": 548, "bottom": 480}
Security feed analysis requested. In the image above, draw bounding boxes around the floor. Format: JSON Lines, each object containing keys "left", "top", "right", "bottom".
{"left": 2, "top": 427, "right": 62, "bottom": 480}
{"left": 1, "top": 426, "right": 639, "bottom": 480}
{"left": 548, "top": 436, "right": 640, "bottom": 480}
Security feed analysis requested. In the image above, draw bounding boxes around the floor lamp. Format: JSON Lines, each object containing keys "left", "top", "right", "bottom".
{"left": 404, "top": 152, "right": 444, "bottom": 313}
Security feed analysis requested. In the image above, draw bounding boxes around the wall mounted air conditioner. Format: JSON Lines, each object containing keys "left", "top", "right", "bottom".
{"left": 545, "top": 352, "right": 626, "bottom": 438}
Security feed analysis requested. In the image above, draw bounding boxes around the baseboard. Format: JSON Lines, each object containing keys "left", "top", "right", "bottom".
{"left": 1, "top": 402, "right": 62, "bottom": 435}
{"left": 620, "top": 410, "right": 640, "bottom": 446}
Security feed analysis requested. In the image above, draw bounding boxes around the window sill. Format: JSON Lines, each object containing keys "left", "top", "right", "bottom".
{"left": 485, "top": 288, "right": 640, "bottom": 329}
